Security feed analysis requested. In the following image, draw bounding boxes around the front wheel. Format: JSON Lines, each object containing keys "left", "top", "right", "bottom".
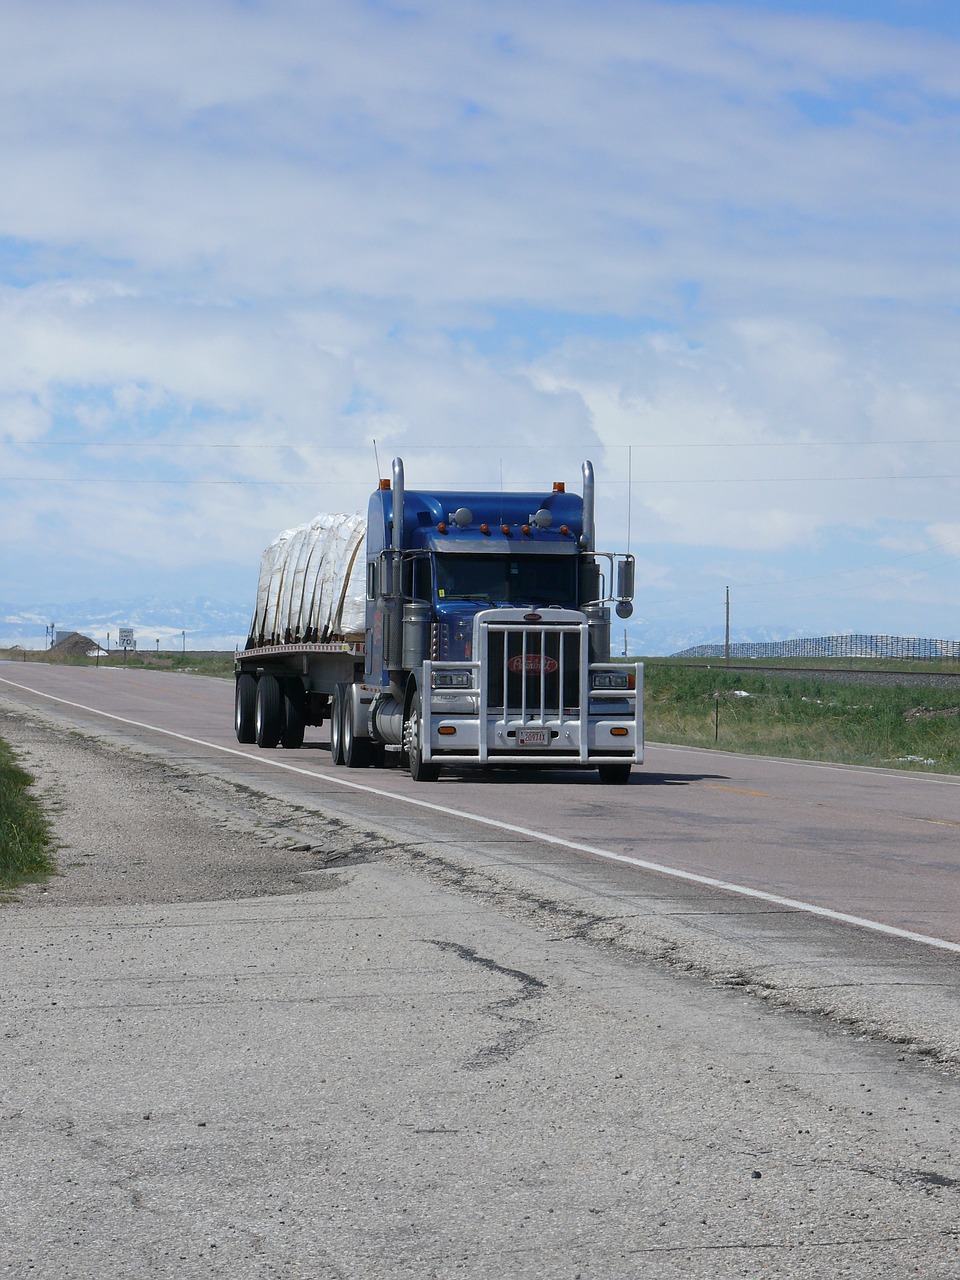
{"left": 404, "top": 692, "right": 439, "bottom": 782}
{"left": 598, "top": 762, "right": 632, "bottom": 785}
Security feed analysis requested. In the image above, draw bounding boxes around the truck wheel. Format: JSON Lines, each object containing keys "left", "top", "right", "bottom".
{"left": 255, "top": 675, "right": 283, "bottom": 748}
{"left": 281, "top": 678, "right": 306, "bottom": 749}
{"left": 342, "top": 696, "right": 373, "bottom": 768}
{"left": 405, "top": 693, "right": 439, "bottom": 782}
{"left": 235, "top": 673, "right": 257, "bottom": 743}
{"left": 598, "top": 763, "right": 632, "bottom": 785}
{"left": 330, "top": 684, "right": 346, "bottom": 765}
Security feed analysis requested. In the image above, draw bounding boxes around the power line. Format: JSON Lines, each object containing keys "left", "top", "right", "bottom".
{"left": 6, "top": 471, "right": 960, "bottom": 485}
{"left": 634, "top": 533, "right": 960, "bottom": 622}
{"left": 2, "top": 437, "right": 959, "bottom": 450}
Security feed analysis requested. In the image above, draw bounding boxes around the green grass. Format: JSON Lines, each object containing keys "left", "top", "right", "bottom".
{"left": 0, "top": 736, "right": 56, "bottom": 889}
{"left": 643, "top": 663, "right": 960, "bottom": 774}
{"left": 0, "top": 648, "right": 235, "bottom": 678}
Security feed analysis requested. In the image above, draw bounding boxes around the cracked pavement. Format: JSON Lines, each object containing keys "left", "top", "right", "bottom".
{"left": 2, "top": 698, "right": 960, "bottom": 1278}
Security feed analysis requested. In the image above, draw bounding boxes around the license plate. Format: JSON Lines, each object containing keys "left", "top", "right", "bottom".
{"left": 518, "top": 729, "right": 549, "bottom": 747}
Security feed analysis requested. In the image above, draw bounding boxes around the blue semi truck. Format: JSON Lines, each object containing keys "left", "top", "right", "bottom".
{"left": 235, "top": 458, "right": 642, "bottom": 783}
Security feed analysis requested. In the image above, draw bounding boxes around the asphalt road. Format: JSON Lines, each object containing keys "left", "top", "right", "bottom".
{"left": 4, "top": 661, "right": 960, "bottom": 948}
{"left": 2, "top": 662, "right": 960, "bottom": 1278}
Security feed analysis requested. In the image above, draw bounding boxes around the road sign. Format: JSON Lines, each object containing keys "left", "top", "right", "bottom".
{"left": 118, "top": 627, "right": 135, "bottom": 650}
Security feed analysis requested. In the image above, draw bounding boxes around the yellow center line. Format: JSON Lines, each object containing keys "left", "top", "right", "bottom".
{"left": 699, "top": 782, "right": 960, "bottom": 827}
{"left": 702, "top": 784, "right": 772, "bottom": 798}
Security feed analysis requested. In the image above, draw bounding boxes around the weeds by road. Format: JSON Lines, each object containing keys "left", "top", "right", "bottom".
{"left": 0, "top": 735, "right": 55, "bottom": 889}
{"left": 645, "top": 664, "right": 960, "bottom": 773}
{"left": 0, "top": 648, "right": 234, "bottom": 678}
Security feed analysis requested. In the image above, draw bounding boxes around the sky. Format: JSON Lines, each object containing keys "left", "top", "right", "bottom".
{"left": 1, "top": 0, "right": 958, "bottom": 651}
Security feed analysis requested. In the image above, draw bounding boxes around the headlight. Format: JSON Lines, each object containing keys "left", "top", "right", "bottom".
{"left": 591, "top": 670, "right": 633, "bottom": 690}
{"left": 432, "top": 669, "right": 472, "bottom": 689}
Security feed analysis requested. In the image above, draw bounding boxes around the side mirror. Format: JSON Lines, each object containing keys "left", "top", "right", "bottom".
{"left": 616, "top": 556, "right": 635, "bottom": 602}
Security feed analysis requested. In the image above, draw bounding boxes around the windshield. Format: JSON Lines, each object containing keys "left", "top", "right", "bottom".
{"left": 434, "top": 554, "right": 577, "bottom": 608}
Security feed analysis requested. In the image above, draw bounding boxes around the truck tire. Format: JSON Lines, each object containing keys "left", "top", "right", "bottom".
{"left": 598, "top": 762, "right": 632, "bottom": 785}
{"left": 404, "top": 692, "right": 439, "bottom": 782}
{"left": 342, "top": 695, "right": 373, "bottom": 768}
{"left": 235, "top": 673, "right": 257, "bottom": 743}
{"left": 281, "top": 678, "right": 306, "bottom": 749}
{"left": 255, "top": 674, "right": 283, "bottom": 748}
{"left": 330, "top": 684, "right": 346, "bottom": 765}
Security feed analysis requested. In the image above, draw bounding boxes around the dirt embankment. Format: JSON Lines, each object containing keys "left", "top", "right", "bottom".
{"left": 0, "top": 703, "right": 372, "bottom": 908}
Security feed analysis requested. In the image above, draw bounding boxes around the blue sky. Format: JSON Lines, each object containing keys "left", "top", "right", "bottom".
{"left": 1, "top": 0, "right": 958, "bottom": 650}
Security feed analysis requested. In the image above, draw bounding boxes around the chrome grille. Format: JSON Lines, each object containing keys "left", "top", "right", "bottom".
{"left": 485, "top": 625, "right": 581, "bottom": 720}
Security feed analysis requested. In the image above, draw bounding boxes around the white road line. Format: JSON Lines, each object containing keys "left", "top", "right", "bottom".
{"left": 4, "top": 673, "right": 960, "bottom": 956}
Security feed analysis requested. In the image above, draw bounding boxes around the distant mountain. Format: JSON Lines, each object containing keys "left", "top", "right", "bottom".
{"left": 0, "top": 597, "right": 251, "bottom": 651}
{"left": 6, "top": 599, "right": 901, "bottom": 660}
{"left": 629, "top": 621, "right": 801, "bottom": 657}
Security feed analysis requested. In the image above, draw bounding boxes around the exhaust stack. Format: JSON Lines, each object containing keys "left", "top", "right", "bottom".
{"left": 581, "top": 460, "right": 595, "bottom": 550}
{"left": 391, "top": 457, "right": 405, "bottom": 551}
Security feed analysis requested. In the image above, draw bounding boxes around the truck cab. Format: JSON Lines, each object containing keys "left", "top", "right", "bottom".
{"left": 358, "top": 459, "right": 642, "bottom": 782}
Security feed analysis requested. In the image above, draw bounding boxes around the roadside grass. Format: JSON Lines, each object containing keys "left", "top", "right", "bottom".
{"left": 644, "top": 664, "right": 960, "bottom": 774}
{"left": 0, "top": 735, "right": 55, "bottom": 889}
{"left": 0, "top": 648, "right": 235, "bottom": 678}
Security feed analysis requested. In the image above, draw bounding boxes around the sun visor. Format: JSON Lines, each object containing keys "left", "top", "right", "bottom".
{"left": 425, "top": 535, "right": 576, "bottom": 556}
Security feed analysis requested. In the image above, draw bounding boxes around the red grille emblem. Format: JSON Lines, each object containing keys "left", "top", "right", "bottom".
{"left": 508, "top": 655, "right": 558, "bottom": 673}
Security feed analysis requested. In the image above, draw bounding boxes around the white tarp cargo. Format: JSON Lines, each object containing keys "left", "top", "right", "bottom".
{"left": 247, "top": 513, "right": 366, "bottom": 647}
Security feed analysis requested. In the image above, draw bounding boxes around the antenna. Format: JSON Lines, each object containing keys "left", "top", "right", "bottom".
{"left": 499, "top": 457, "right": 504, "bottom": 527}
{"left": 626, "top": 444, "right": 633, "bottom": 556}
{"left": 373, "top": 437, "right": 383, "bottom": 484}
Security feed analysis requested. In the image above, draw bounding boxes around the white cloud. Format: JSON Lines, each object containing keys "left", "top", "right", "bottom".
{"left": 0, "top": 0, "right": 958, "bottom": 642}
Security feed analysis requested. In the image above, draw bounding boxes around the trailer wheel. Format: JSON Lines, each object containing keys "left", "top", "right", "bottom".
{"left": 255, "top": 674, "right": 283, "bottom": 748}
{"left": 330, "top": 684, "right": 346, "bottom": 765}
{"left": 235, "top": 673, "right": 257, "bottom": 743}
{"left": 404, "top": 692, "right": 439, "bottom": 782}
{"left": 342, "top": 695, "right": 373, "bottom": 768}
{"left": 598, "top": 762, "right": 632, "bottom": 785}
{"left": 281, "top": 678, "right": 306, "bottom": 749}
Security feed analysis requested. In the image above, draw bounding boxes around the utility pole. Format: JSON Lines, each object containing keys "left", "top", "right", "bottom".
{"left": 725, "top": 586, "right": 730, "bottom": 667}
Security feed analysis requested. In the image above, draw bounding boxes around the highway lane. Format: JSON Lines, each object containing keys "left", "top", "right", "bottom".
{"left": 3, "top": 660, "right": 960, "bottom": 952}
{"left": 9, "top": 661, "right": 960, "bottom": 1277}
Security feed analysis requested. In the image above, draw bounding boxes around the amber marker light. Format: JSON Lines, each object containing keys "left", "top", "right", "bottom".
{"left": 379, "top": 478, "right": 391, "bottom": 490}
{"left": 501, "top": 524, "right": 511, "bottom": 534}
{"left": 437, "top": 521, "right": 448, "bottom": 533}
{"left": 553, "top": 482, "right": 565, "bottom": 492}
{"left": 521, "top": 524, "right": 531, "bottom": 535}
{"left": 559, "top": 524, "right": 570, "bottom": 535}
{"left": 438, "top": 725, "right": 457, "bottom": 735}
{"left": 611, "top": 727, "right": 629, "bottom": 737}
{"left": 480, "top": 523, "right": 490, "bottom": 534}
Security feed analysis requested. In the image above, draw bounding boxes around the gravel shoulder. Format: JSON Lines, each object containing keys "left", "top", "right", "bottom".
{"left": 4, "top": 695, "right": 960, "bottom": 1073}
{"left": 1, "top": 704, "right": 376, "bottom": 907}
